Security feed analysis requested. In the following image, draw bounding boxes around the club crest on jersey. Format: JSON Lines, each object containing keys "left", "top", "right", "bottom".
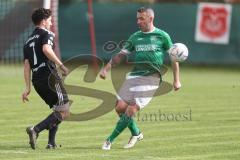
{"left": 150, "top": 36, "right": 158, "bottom": 41}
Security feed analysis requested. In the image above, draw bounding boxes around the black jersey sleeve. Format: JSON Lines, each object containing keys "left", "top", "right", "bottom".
{"left": 42, "top": 32, "right": 54, "bottom": 47}
{"left": 23, "top": 46, "right": 29, "bottom": 60}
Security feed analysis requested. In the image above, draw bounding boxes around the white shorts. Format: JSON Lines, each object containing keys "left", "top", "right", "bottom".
{"left": 117, "top": 74, "right": 161, "bottom": 109}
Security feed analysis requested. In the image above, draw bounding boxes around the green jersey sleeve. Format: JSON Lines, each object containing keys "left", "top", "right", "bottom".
{"left": 121, "top": 34, "right": 135, "bottom": 54}
{"left": 162, "top": 32, "right": 173, "bottom": 51}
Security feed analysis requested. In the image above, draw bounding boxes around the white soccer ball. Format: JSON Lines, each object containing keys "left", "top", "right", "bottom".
{"left": 168, "top": 43, "right": 188, "bottom": 62}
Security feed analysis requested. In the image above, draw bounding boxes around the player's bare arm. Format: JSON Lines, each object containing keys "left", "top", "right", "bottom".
{"left": 172, "top": 61, "right": 181, "bottom": 91}
{"left": 99, "top": 51, "right": 126, "bottom": 79}
{"left": 42, "top": 44, "right": 69, "bottom": 76}
{"left": 22, "top": 59, "right": 31, "bottom": 102}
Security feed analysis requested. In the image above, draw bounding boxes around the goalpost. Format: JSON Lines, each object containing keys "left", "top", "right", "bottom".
{"left": 87, "top": 0, "right": 98, "bottom": 71}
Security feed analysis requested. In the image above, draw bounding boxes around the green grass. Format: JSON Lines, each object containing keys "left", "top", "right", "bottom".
{"left": 0, "top": 64, "right": 240, "bottom": 160}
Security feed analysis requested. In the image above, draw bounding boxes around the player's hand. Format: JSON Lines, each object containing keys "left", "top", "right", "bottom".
{"left": 173, "top": 81, "right": 181, "bottom": 91}
{"left": 99, "top": 68, "right": 107, "bottom": 80}
{"left": 59, "top": 65, "right": 69, "bottom": 76}
{"left": 22, "top": 89, "right": 30, "bottom": 103}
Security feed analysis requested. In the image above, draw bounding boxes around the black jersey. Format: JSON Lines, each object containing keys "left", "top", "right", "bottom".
{"left": 23, "top": 27, "right": 57, "bottom": 81}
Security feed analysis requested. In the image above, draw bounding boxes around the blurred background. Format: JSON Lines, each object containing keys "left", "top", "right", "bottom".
{"left": 0, "top": 1, "right": 239, "bottom": 159}
{"left": 0, "top": 0, "right": 239, "bottom": 65}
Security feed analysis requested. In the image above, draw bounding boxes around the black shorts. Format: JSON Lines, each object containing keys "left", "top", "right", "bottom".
{"left": 32, "top": 77, "right": 69, "bottom": 109}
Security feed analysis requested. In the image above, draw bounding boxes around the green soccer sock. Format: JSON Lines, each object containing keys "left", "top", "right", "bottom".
{"left": 119, "top": 113, "right": 140, "bottom": 136}
{"left": 128, "top": 118, "right": 140, "bottom": 136}
{"left": 106, "top": 113, "right": 132, "bottom": 143}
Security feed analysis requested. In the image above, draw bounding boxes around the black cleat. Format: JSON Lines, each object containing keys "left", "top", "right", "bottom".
{"left": 46, "top": 144, "right": 57, "bottom": 149}
{"left": 26, "top": 126, "right": 38, "bottom": 150}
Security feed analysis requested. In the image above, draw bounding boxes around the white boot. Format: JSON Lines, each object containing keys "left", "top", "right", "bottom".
{"left": 124, "top": 132, "right": 143, "bottom": 149}
{"left": 102, "top": 141, "right": 111, "bottom": 150}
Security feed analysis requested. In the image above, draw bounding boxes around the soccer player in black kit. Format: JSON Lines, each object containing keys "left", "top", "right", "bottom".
{"left": 22, "top": 8, "right": 70, "bottom": 149}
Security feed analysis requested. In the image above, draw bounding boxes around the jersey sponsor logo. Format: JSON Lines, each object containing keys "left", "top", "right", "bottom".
{"left": 135, "top": 44, "right": 157, "bottom": 52}
{"left": 25, "top": 34, "right": 40, "bottom": 44}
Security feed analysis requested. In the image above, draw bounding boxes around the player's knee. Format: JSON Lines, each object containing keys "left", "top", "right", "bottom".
{"left": 115, "top": 107, "right": 124, "bottom": 115}
{"left": 115, "top": 101, "right": 127, "bottom": 115}
{"left": 125, "top": 105, "right": 139, "bottom": 117}
{"left": 54, "top": 102, "right": 70, "bottom": 120}
{"left": 54, "top": 111, "right": 64, "bottom": 121}
{"left": 60, "top": 110, "right": 70, "bottom": 120}
{"left": 54, "top": 109, "right": 70, "bottom": 121}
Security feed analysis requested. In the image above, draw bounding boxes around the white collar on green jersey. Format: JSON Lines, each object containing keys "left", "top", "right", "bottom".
{"left": 141, "top": 27, "right": 156, "bottom": 34}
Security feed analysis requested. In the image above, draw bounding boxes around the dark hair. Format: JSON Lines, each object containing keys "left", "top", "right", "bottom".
{"left": 32, "top": 8, "right": 52, "bottom": 25}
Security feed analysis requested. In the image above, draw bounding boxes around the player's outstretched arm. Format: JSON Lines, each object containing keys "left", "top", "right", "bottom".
{"left": 99, "top": 51, "right": 126, "bottom": 79}
{"left": 22, "top": 59, "right": 31, "bottom": 102}
{"left": 99, "top": 62, "right": 111, "bottom": 80}
{"left": 42, "top": 44, "right": 69, "bottom": 76}
{"left": 172, "top": 61, "right": 181, "bottom": 91}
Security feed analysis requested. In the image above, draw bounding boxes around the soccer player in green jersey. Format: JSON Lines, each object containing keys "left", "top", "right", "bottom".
{"left": 100, "top": 7, "right": 181, "bottom": 150}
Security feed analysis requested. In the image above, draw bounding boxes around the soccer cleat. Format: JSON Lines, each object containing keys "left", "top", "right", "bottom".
{"left": 46, "top": 144, "right": 57, "bottom": 149}
{"left": 123, "top": 132, "right": 143, "bottom": 149}
{"left": 102, "top": 141, "right": 111, "bottom": 150}
{"left": 26, "top": 126, "right": 38, "bottom": 150}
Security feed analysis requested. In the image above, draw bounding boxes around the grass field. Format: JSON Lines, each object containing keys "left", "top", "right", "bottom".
{"left": 0, "top": 64, "right": 239, "bottom": 160}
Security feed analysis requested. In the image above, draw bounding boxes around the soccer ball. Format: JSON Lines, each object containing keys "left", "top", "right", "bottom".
{"left": 168, "top": 43, "right": 188, "bottom": 62}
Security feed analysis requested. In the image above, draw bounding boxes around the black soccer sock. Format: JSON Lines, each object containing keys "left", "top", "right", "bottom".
{"left": 34, "top": 112, "right": 61, "bottom": 133}
{"left": 48, "top": 123, "right": 60, "bottom": 145}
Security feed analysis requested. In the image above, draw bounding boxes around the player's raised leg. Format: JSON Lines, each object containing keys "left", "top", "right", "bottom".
{"left": 102, "top": 103, "right": 139, "bottom": 150}
{"left": 115, "top": 100, "right": 142, "bottom": 146}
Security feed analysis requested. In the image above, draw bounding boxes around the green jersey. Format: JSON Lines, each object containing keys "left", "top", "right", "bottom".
{"left": 122, "top": 27, "right": 173, "bottom": 76}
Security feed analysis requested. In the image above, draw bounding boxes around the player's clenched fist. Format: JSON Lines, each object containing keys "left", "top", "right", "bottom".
{"left": 99, "top": 68, "right": 107, "bottom": 79}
